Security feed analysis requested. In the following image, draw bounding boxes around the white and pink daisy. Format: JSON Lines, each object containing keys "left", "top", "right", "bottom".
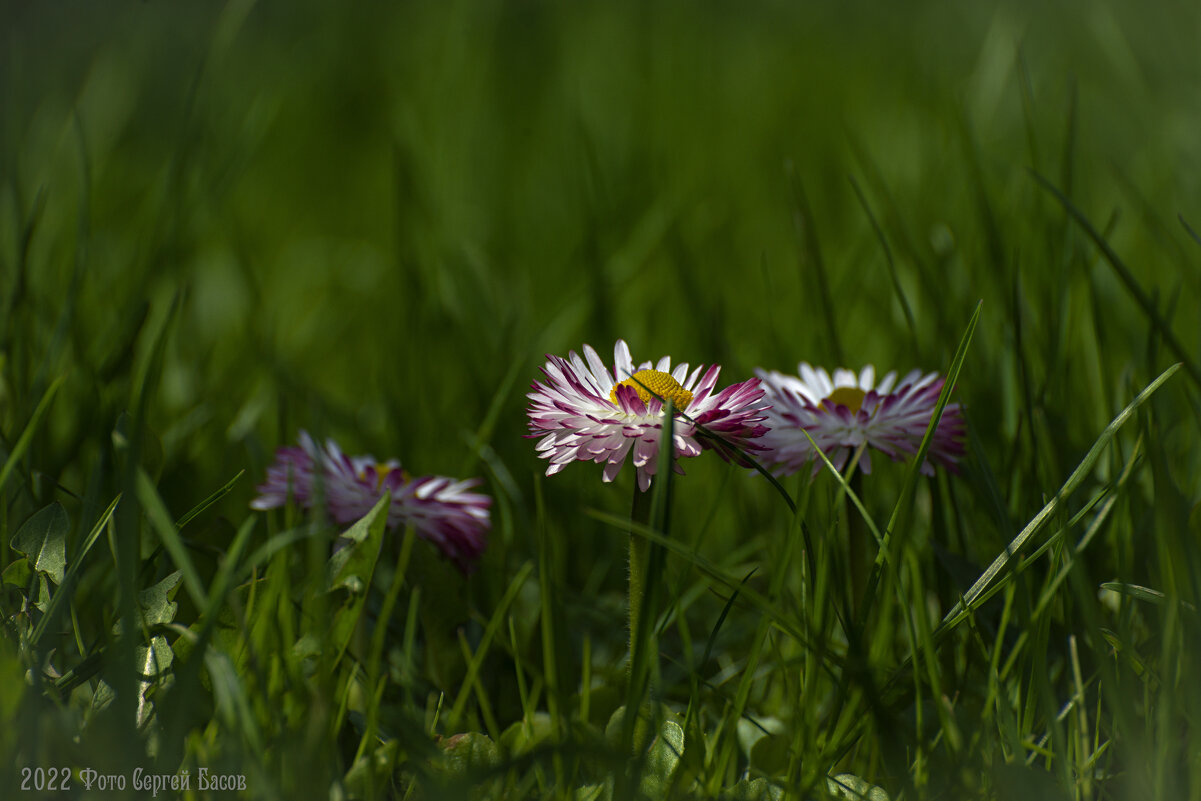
{"left": 251, "top": 432, "right": 491, "bottom": 573}
{"left": 754, "top": 363, "right": 965, "bottom": 477}
{"left": 526, "top": 339, "right": 771, "bottom": 491}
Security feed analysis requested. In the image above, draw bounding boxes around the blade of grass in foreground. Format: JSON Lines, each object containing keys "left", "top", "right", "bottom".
{"left": 586, "top": 508, "right": 846, "bottom": 677}
{"left": 0, "top": 374, "right": 65, "bottom": 496}
{"left": 939, "top": 362, "right": 1181, "bottom": 632}
{"left": 174, "top": 469, "right": 245, "bottom": 530}
{"left": 30, "top": 495, "right": 120, "bottom": 646}
{"left": 856, "top": 300, "right": 981, "bottom": 630}
{"left": 136, "top": 470, "right": 210, "bottom": 612}
{"left": 448, "top": 561, "right": 534, "bottom": 728}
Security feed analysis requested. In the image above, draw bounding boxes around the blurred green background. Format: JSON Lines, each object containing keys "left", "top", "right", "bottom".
{"left": 4, "top": 0, "right": 1201, "bottom": 676}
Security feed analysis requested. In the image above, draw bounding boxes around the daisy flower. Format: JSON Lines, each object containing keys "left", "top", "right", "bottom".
{"left": 527, "top": 339, "right": 771, "bottom": 491}
{"left": 754, "top": 363, "right": 965, "bottom": 477}
{"left": 251, "top": 431, "right": 491, "bottom": 573}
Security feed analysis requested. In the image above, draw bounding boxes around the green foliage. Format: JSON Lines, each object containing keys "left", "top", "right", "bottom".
{"left": 4, "top": 0, "right": 1201, "bottom": 798}
{"left": 9, "top": 503, "right": 67, "bottom": 585}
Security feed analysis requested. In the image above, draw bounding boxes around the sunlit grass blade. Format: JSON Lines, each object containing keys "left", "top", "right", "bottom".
{"left": 939, "top": 362, "right": 1180, "bottom": 632}
{"left": 1101, "top": 582, "right": 1197, "bottom": 614}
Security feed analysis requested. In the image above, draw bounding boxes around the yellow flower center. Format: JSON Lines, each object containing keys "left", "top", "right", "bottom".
{"left": 359, "top": 465, "right": 407, "bottom": 490}
{"left": 610, "top": 369, "right": 693, "bottom": 410}
{"left": 822, "top": 386, "right": 866, "bottom": 414}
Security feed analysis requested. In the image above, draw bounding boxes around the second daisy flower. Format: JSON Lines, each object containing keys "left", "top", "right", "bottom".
{"left": 755, "top": 363, "right": 966, "bottom": 477}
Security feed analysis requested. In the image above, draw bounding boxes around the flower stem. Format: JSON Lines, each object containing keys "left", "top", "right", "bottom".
{"left": 628, "top": 485, "right": 653, "bottom": 663}
{"left": 848, "top": 469, "right": 867, "bottom": 620}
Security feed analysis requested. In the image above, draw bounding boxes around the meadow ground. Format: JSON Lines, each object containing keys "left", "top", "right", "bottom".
{"left": 3, "top": 1, "right": 1201, "bottom": 798}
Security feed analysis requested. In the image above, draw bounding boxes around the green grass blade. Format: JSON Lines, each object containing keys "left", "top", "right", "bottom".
{"left": 30, "top": 495, "right": 120, "bottom": 645}
{"left": 449, "top": 560, "right": 534, "bottom": 727}
{"left": 939, "top": 363, "right": 1181, "bottom": 631}
{"left": 135, "top": 469, "right": 210, "bottom": 612}
{"left": 0, "top": 374, "right": 65, "bottom": 496}
{"left": 857, "top": 300, "right": 981, "bottom": 629}
{"left": 849, "top": 174, "right": 918, "bottom": 351}
{"left": 586, "top": 508, "right": 844, "bottom": 675}
{"left": 1179, "top": 214, "right": 1201, "bottom": 248}
{"left": 175, "top": 469, "right": 245, "bottom": 530}
{"left": 1030, "top": 170, "right": 1201, "bottom": 391}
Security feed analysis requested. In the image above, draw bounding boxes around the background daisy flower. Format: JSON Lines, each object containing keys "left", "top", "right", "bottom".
{"left": 527, "top": 339, "right": 770, "bottom": 491}
{"left": 251, "top": 431, "right": 491, "bottom": 573}
{"left": 755, "top": 363, "right": 966, "bottom": 477}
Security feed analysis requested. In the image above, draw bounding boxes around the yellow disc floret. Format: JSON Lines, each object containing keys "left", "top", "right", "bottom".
{"left": 358, "top": 464, "right": 408, "bottom": 490}
{"left": 823, "top": 386, "right": 866, "bottom": 414}
{"left": 610, "top": 369, "right": 693, "bottom": 410}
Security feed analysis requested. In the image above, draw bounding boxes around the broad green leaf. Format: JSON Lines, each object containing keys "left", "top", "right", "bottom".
{"left": 137, "top": 635, "right": 174, "bottom": 681}
{"left": 10, "top": 502, "right": 69, "bottom": 584}
{"left": 604, "top": 705, "right": 686, "bottom": 797}
{"left": 137, "top": 571, "right": 182, "bottom": 628}
{"left": 499, "top": 712, "right": 555, "bottom": 756}
{"left": 2, "top": 558, "right": 31, "bottom": 588}
{"left": 605, "top": 703, "right": 680, "bottom": 753}
{"left": 827, "top": 773, "right": 891, "bottom": 801}
{"left": 31, "top": 494, "right": 120, "bottom": 646}
{"left": 91, "top": 679, "right": 116, "bottom": 714}
{"left": 440, "top": 732, "right": 501, "bottom": 775}
{"left": 721, "top": 778, "right": 784, "bottom": 801}
{"left": 33, "top": 574, "right": 51, "bottom": 614}
{"left": 326, "top": 493, "right": 390, "bottom": 665}
{"left": 343, "top": 740, "right": 400, "bottom": 799}
{"left": 328, "top": 492, "right": 390, "bottom": 590}
{"left": 639, "top": 718, "right": 685, "bottom": 799}
{"left": 574, "top": 780, "right": 613, "bottom": 801}
{"left": 111, "top": 571, "right": 182, "bottom": 637}
{"left": 749, "top": 733, "right": 790, "bottom": 777}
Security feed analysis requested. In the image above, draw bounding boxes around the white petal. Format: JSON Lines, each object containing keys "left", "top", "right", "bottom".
{"left": 614, "top": 340, "right": 635, "bottom": 381}
{"left": 832, "top": 368, "right": 858, "bottom": 388}
{"left": 584, "top": 343, "right": 615, "bottom": 390}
